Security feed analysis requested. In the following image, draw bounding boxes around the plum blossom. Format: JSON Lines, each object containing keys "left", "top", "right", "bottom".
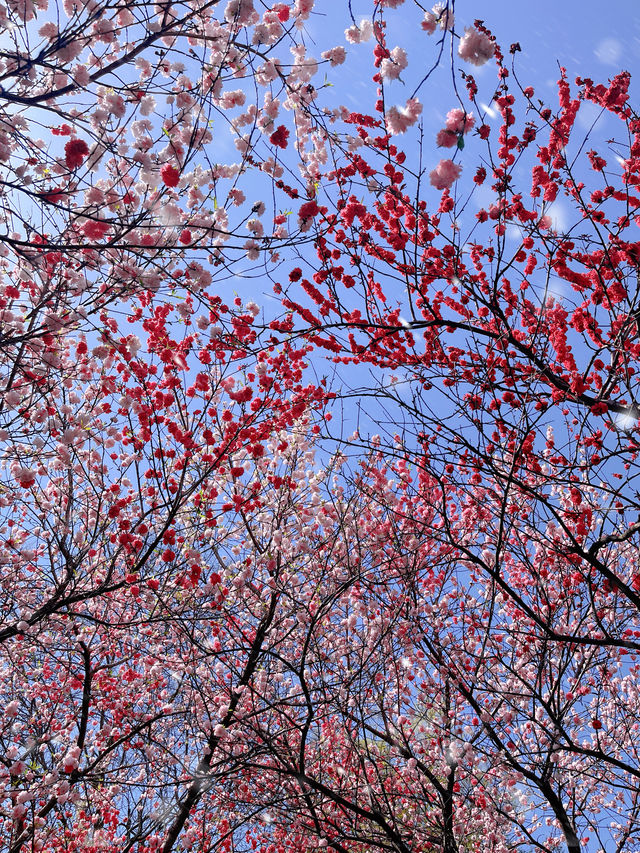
{"left": 71, "top": 65, "right": 91, "bottom": 86}
{"left": 422, "top": 12, "right": 437, "bottom": 34}
{"left": 437, "top": 108, "right": 474, "bottom": 146}
{"left": 219, "top": 89, "right": 246, "bottom": 109}
{"left": 380, "top": 47, "right": 408, "bottom": 81}
{"left": 345, "top": 19, "right": 373, "bottom": 44}
{"left": 225, "top": 0, "right": 255, "bottom": 25}
{"left": 244, "top": 239, "right": 260, "bottom": 260}
{"left": 432, "top": 2, "right": 454, "bottom": 30}
{"left": 385, "top": 98, "right": 423, "bottom": 135}
{"left": 445, "top": 108, "right": 475, "bottom": 134}
{"left": 247, "top": 218, "right": 264, "bottom": 237}
{"left": 430, "top": 158, "right": 462, "bottom": 190}
{"left": 229, "top": 188, "right": 246, "bottom": 206}
{"left": 321, "top": 46, "right": 346, "bottom": 66}
{"left": 293, "top": 0, "right": 313, "bottom": 22}
{"left": 38, "top": 21, "right": 58, "bottom": 38}
{"left": 139, "top": 95, "right": 156, "bottom": 116}
{"left": 62, "top": 745, "right": 81, "bottom": 773}
{"left": 14, "top": 467, "right": 36, "bottom": 487}
{"left": 436, "top": 129, "right": 457, "bottom": 148}
{"left": 458, "top": 26, "right": 495, "bottom": 67}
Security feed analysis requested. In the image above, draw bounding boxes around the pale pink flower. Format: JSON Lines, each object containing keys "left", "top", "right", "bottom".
{"left": 38, "top": 21, "right": 57, "bottom": 38}
{"left": 345, "top": 19, "right": 373, "bottom": 44}
{"left": 104, "top": 93, "right": 126, "bottom": 118}
{"left": 244, "top": 240, "right": 260, "bottom": 260}
{"left": 229, "top": 188, "right": 246, "bottom": 206}
{"left": 321, "top": 46, "right": 347, "bottom": 66}
{"left": 380, "top": 47, "right": 408, "bottom": 81}
{"left": 139, "top": 96, "right": 156, "bottom": 116}
{"left": 432, "top": 2, "right": 454, "bottom": 30}
{"left": 225, "top": 0, "right": 255, "bottom": 25}
{"left": 247, "top": 218, "right": 264, "bottom": 237}
{"left": 458, "top": 26, "right": 495, "bottom": 67}
{"left": 293, "top": 0, "right": 313, "bottom": 20}
{"left": 385, "top": 98, "right": 422, "bottom": 135}
{"left": 429, "top": 158, "right": 462, "bottom": 190}
{"left": 71, "top": 65, "right": 91, "bottom": 86}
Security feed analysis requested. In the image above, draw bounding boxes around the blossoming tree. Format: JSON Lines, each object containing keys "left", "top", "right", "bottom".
{"left": 272, "top": 13, "right": 640, "bottom": 853}
{"left": 2, "top": 0, "right": 639, "bottom": 852}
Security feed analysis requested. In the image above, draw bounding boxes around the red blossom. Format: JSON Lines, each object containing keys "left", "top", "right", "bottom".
{"left": 82, "top": 219, "right": 110, "bottom": 240}
{"left": 270, "top": 125, "right": 290, "bottom": 149}
{"left": 298, "top": 200, "right": 320, "bottom": 221}
{"left": 64, "top": 138, "right": 89, "bottom": 169}
{"left": 161, "top": 164, "right": 181, "bottom": 187}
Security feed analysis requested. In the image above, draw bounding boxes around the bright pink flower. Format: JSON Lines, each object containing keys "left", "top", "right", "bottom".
{"left": 429, "top": 159, "right": 462, "bottom": 190}
{"left": 445, "top": 108, "right": 474, "bottom": 134}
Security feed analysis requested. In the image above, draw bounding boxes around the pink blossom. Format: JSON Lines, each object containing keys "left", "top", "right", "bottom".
{"left": 345, "top": 19, "right": 373, "bottom": 44}
{"left": 380, "top": 47, "right": 408, "bottom": 81}
{"left": 38, "top": 21, "right": 58, "bottom": 39}
{"left": 104, "top": 92, "right": 126, "bottom": 118}
{"left": 321, "top": 46, "right": 347, "bottom": 67}
{"left": 71, "top": 65, "right": 91, "bottom": 86}
{"left": 220, "top": 89, "right": 246, "bottom": 109}
{"left": 15, "top": 467, "right": 36, "bottom": 487}
{"left": 225, "top": 0, "right": 255, "bottom": 25}
{"left": 61, "top": 746, "right": 81, "bottom": 773}
{"left": 429, "top": 158, "right": 462, "bottom": 190}
{"left": 229, "top": 188, "right": 246, "bottom": 206}
{"left": 139, "top": 95, "right": 156, "bottom": 116}
{"left": 421, "top": 12, "right": 437, "bottom": 34}
{"left": 445, "top": 108, "right": 474, "bottom": 134}
{"left": 385, "top": 98, "right": 423, "bottom": 135}
{"left": 244, "top": 240, "right": 260, "bottom": 260}
{"left": 436, "top": 129, "right": 457, "bottom": 148}
{"left": 458, "top": 26, "right": 495, "bottom": 67}
{"left": 293, "top": 0, "right": 313, "bottom": 20}
{"left": 432, "top": 2, "right": 454, "bottom": 31}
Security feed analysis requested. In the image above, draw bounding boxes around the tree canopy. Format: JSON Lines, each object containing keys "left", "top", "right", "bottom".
{"left": 1, "top": 2, "right": 639, "bottom": 852}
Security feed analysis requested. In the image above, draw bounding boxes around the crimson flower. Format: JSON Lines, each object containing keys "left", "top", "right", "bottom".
{"left": 161, "top": 164, "right": 181, "bottom": 187}
{"left": 270, "top": 125, "right": 290, "bottom": 149}
{"left": 64, "top": 138, "right": 89, "bottom": 169}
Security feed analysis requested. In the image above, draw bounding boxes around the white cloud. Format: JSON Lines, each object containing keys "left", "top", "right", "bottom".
{"left": 595, "top": 37, "right": 622, "bottom": 66}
